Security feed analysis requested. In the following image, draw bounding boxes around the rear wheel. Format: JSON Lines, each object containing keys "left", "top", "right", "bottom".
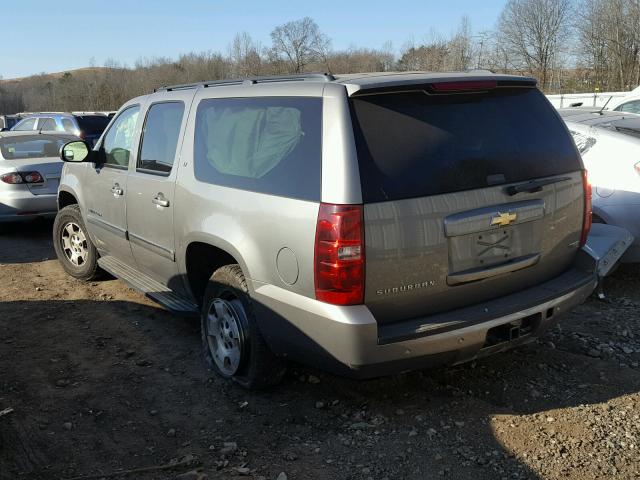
{"left": 53, "top": 205, "right": 101, "bottom": 280}
{"left": 201, "top": 264, "right": 286, "bottom": 389}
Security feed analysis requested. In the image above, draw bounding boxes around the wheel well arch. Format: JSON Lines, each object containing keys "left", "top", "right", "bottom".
{"left": 58, "top": 190, "right": 78, "bottom": 209}
{"left": 185, "top": 242, "right": 241, "bottom": 305}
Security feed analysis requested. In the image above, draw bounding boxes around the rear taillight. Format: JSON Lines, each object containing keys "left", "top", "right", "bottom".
{"left": 431, "top": 80, "right": 497, "bottom": 92}
{"left": 1, "top": 173, "right": 23, "bottom": 184}
{"left": 635, "top": 161, "right": 640, "bottom": 176}
{"left": 22, "top": 172, "right": 43, "bottom": 183}
{"left": 580, "top": 170, "right": 592, "bottom": 246}
{"left": 0, "top": 171, "right": 44, "bottom": 184}
{"left": 314, "top": 203, "right": 364, "bottom": 305}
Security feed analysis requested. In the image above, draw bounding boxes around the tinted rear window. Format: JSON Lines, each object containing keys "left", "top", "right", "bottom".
{"left": 194, "top": 97, "right": 322, "bottom": 201}
{"left": 76, "top": 115, "right": 110, "bottom": 135}
{"left": 0, "top": 135, "right": 76, "bottom": 159}
{"left": 351, "top": 88, "right": 581, "bottom": 202}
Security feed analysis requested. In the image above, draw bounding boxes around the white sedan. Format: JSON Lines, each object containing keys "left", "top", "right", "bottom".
{"left": 560, "top": 108, "right": 640, "bottom": 262}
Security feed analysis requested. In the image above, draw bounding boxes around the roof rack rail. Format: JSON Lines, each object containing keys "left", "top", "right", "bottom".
{"left": 155, "top": 73, "right": 336, "bottom": 92}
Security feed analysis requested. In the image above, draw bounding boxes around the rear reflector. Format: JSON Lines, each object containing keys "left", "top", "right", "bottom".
{"left": 431, "top": 80, "right": 497, "bottom": 92}
{"left": 580, "top": 170, "right": 592, "bottom": 247}
{"left": 314, "top": 203, "right": 365, "bottom": 305}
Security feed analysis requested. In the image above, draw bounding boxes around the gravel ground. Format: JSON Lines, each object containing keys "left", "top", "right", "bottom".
{"left": 1, "top": 220, "right": 639, "bottom": 480}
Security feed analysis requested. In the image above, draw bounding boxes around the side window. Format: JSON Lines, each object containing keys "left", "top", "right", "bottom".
{"left": 102, "top": 106, "right": 140, "bottom": 168}
{"left": 38, "top": 118, "right": 57, "bottom": 131}
{"left": 194, "top": 97, "right": 322, "bottom": 201}
{"left": 61, "top": 118, "right": 76, "bottom": 133}
{"left": 14, "top": 118, "right": 36, "bottom": 131}
{"left": 138, "top": 102, "right": 185, "bottom": 174}
{"left": 615, "top": 100, "right": 640, "bottom": 114}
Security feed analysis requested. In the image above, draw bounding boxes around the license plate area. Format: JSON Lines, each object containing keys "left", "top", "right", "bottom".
{"left": 444, "top": 200, "right": 545, "bottom": 276}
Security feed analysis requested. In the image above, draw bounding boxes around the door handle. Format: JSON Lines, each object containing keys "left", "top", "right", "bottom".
{"left": 111, "top": 183, "right": 123, "bottom": 196}
{"left": 152, "top": 194, "right": 170, "bottom": 208}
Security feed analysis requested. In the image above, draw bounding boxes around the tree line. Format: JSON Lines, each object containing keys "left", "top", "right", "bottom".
{"left": 1, "top": 0, "right": 639, "bottom": 114}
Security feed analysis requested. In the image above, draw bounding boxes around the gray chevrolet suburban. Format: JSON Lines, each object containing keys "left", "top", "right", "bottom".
{"left": 53, "top": 72, "right": 599, "bottom": 389}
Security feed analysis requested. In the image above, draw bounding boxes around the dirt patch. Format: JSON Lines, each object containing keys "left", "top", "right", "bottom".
{"left": 1, "top": 221, "right": 639, "bottom": 479}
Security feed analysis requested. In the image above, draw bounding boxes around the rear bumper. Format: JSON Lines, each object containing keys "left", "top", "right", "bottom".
{"left": 252, "top": 265, "right": 596, "bottom": 379}
{"left": 0, "top": 191, "right": 57, "bottom": 222}
{"left": 252, "top": 225, "right": 631, "bottom": 379}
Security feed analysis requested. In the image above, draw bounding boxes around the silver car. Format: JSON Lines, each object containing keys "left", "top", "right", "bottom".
{"left": 0, "top": 131, "right": 77, "bottom": 222}
{"left": 12, "top": 112, "right": 110, "bottom": 145}
{"left": 560, "top": 108, "right": 640, "bottom": 262}
{"left": 53, "top": 72, "right": 624, "bottom": 388}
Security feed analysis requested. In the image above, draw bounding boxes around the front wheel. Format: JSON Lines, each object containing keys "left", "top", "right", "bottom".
{"left": 201, "top": 264, "right": 286, "bottom": 389}
{"left": 53, "top": 205, "right": 101, "bottom": 281}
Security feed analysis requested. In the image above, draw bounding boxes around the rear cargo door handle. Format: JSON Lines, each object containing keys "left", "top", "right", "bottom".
{"left": 447, "top": 253, "right": 541, "bottom": 286}
{"left": 111, "top": 183, "right": 123, "bottom": 196}
{"left": 152, "top": 193, "right": 170, "bottom": 208}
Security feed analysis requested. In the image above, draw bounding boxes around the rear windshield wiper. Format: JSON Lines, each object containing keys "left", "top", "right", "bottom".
{"left": 506, "top": 176, "right": 572, "bottom": 196}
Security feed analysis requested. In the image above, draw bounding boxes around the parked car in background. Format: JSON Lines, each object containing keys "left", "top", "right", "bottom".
{"left": 53, "top": 72, "right": 621, "bottom": 389}
{"left": 11, "top": 112, "right": 110, "bottom": 145}
{"left": 604, "top": 86, "right": 640, "bottom": 113}
{"left": 560, "top": 108, "right": 640, "bottom": 262}
{"left": 0, "top": 131, "right": 78, "bottom": 222}
{"left": 0, "top": 114, "right": 23, "bottom": 131}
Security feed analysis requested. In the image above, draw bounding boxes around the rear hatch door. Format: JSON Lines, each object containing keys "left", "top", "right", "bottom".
{"left": 350, "top": 82, "right": 585, "bottom": 325}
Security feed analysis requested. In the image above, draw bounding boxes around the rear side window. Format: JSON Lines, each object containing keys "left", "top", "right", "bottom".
{"left": 194, "top": 97, "right": 322, "bottom": 201}
{"left": 76, "top": 115, "right": 110, "bottom": 136}
{"left": 38, "top": 118, "right": 57, "bottom": 131}
{"left": 351, "top": 88, "right": 582, "bottom": 202}
{"left": 138, "top": 102, "right": 185, "bottom": 174}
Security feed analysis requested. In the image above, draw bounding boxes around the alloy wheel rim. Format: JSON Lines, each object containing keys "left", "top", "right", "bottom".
{"left": 206, "top": 298, "right": 244, "bottom": 376}
{"left": 61, "top": 222, "right": 88, "bottom": 267}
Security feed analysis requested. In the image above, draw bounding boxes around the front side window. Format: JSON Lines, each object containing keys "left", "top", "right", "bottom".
{"left": 102, "top": 106, "right": 140, "bottom": 168}
{"left": 138, "top": 102, "right": 185, "bottom": 174}
{"left": 615, "top": 100, "right": 640, "bottom": 114}
{"left": 13, "top": 118, "right": 36, "bottom": 131}
{"left": 194, "top": 97, "right": 322, "bottom": 200}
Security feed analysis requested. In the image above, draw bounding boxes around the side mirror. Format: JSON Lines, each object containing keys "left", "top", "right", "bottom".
{"left": 60, "top": 141, "right": 92, "bottom": 162}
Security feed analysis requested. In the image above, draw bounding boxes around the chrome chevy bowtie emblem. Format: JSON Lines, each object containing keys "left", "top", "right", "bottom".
{"left": 490, "top": 212, "right": 517, "bottom": 227}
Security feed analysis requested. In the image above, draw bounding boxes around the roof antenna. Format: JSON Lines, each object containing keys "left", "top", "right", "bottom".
{"left": 598, "top": 96, "right": 613, "bottom": 115}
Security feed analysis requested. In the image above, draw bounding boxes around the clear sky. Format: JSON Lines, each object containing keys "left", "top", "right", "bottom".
{"left": 2, "top": 0, "right": 507, "bottom": 79}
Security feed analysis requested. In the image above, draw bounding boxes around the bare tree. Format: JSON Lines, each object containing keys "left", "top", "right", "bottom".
{"left": 498, "top": 0, "right": 574, "bottom": 89}
{"left": 229, "top": 32, "right": 263, "bottom": 77}
{"left": 270, "top": 17, "right": 330, "bottom": 73}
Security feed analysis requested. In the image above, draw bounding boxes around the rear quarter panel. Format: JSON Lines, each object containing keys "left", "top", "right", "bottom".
{"left": 173, "top": 83, "right": 327, "bottom": 299}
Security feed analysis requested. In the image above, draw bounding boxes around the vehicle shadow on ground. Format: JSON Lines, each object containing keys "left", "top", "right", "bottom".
{"left": 0, "top": 219, "right": 55, "bottom": 264}
{"left": 1, "top": 295, "right": 638, "bottom": 479}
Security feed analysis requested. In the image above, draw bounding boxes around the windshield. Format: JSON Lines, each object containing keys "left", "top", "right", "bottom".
{"left": 351, "top": 87, "right": 582, "bottom": 202}
{"left": 0, "top": 135, "right": 76, "bottom": 160}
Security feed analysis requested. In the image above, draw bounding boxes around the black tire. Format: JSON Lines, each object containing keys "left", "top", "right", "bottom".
{"left": 53, "top": 204, "right": 101, "bottom": 281}
{"left": 201, "top": 264, "right": 286, "bottom": 389}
